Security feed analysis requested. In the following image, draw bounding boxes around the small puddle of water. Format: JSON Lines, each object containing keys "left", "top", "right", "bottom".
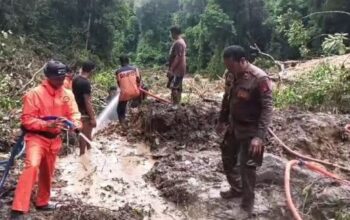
{"left": 53, "top": 134, "right": 184, "bottom": 220}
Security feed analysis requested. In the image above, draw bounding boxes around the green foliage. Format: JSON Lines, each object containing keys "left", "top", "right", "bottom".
{"left": 135, "top": 0, "right": 179, "bottom": 67}
{"left": 335, "top": 211, "right": 350, "bottom": 220}
{"left": 0, "top": 0, "right": 131, "bottom": 64}
{"left": 276, "top": 9, "right": 311, "bottom": 57}
{"left": 1, "top": 0, "right": 350, "bottom": 72}
{"left": 322, "top": 33, "right": 349, "bottom": 55}
{"left": 274, "top": 64, "right": 350, "bottom": 112}
{"left": 184, "top": 0, "right": 235, "bottom": 76}
{"left": 93, "top": 69, "right": 115, "bottom": 89}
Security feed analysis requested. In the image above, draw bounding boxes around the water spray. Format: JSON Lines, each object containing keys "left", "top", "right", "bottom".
{"left": 92, "top": 90, "right": 120, "bottom": 136}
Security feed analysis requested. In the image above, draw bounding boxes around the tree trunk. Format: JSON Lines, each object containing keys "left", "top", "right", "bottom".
{"left": 85, "top": 0, "right": 93, "bottom": 50}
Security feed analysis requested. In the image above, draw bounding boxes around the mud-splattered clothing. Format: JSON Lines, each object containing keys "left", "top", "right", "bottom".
{"left": 219, "top": 64, "right": 273, "bottom": 211}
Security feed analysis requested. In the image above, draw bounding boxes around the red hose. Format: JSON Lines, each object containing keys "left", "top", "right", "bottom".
{"left": 285, "top": 160, "right": 302, "bottom": 220}
{"left": 285, "top": 160, "right": 350, "bottom": 220}
{"left": 139, "top": 88, "right": 172, "bottom": 104}
{"left": 268, "top": 128, "right": 350, "bottom": 172}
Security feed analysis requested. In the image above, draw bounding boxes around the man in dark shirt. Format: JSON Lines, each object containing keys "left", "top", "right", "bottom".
{"left": 216, "top": 45, "right": 273, "bottom": 215}
{"left": 72, "top": 61, "right": 96, "bottom": 156}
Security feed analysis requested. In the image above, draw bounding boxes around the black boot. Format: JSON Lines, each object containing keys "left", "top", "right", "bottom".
{"left": 240, "top": 166, "right": 256, "bottom": 214}
{"left": 35, "top": 203, "right": 57, "bottom": 211}
{"left": 220, "top": 186, "right": 242, "bottom": 199}
{"left": 240, "top": 196, "right": 254, "bottom": 214}
{"left": 10, "top": 210, "right": 29, "bottom": 220}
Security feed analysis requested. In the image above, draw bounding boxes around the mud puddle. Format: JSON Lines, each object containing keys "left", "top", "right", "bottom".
{"left": 54, "top": 133, "right": 185, "bottom": 220}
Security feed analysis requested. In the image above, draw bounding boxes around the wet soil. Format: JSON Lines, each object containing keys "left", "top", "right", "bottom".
{"left": 0, "top": 131, "right": 185, "bottom": 220}
{"left": 122, "top": 100, "right": 350, "bottom": 219}
{"left": 1, "top": 98, "right": 350, "bottom": 219}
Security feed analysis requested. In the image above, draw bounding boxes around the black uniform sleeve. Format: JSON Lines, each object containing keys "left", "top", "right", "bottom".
{"left": 257, "top": 77, "right": 273, "bottom": 139}
{"left": 219, "top": 71, "right": 232, "bottom": 123}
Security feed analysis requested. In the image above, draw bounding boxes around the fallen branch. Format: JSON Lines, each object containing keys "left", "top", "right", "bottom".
{"left": 17, "top": 64, "right": 45, "bottom": 94}
{"left": 250, "top": 43, "right": 284, "bottom": 85}
{"left": 303, "top": 11, "right": 350, "bottom": 19}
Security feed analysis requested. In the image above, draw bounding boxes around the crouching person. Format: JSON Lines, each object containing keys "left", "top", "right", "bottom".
{"left": 115, "top": 55, "right": 143, "bottom": 125}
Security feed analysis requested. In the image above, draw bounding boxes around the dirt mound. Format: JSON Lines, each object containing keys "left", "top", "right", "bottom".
{"left": 270, "top": 110, "right": 350, "bottom": 166}
{"left": 122, "top": 101, "right": 220, "bottom": 152}
{"left": 281, "top": 53, "right": 350, "bottom": 80}
{"left": 122, "top": 101, "right": 350, "bottom": 166}
{"left": 52, "top": 203, "right": 143, "bottom": 220}
{"left": 121, "top": 101, "right": 350, "bottom": 219}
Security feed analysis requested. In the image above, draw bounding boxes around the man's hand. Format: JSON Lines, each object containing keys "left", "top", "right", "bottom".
{"left": 249, "top": 137, "right": 263, "bottom": 157}
{"left": 90, "top": 118, "right": 97, "bottom": 128}
{"left": 47, "top": 119, "right": 65, "bottom": 130}
{"left": 215, "top": 123, "right": 227, "bottom": 137}
{"left": 345, "top": 124, "right": 350, "bottom": 133}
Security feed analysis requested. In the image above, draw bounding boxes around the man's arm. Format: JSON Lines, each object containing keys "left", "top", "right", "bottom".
{"left": 219, "top": 92, "right": 230, "bottom": 123}
{"left": 21, "top": 92, "right": 61, "bottom": 133}
{"left": 136, "top": 68, "right": 141, "bottom": 86}
{"left": 66, "top": 93, "right": 82, "bottom": 130}
{"left": 218, "top": 71, "right": 233, "bottom": 124}
{"left": 256, "top": 77, "right": 273, "bottom": 139}
{"left": 81, "top": 80, "right": 96, "bottom": 127}
{"left": 84, "top": 94, "right": 95, "bottom": 120}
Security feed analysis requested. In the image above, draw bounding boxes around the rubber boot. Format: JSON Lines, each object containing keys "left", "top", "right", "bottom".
{"left": 220, "top": 173, "right": 242, "bottom": 199}
{"left": 220, "top": 186, "right": 242, "bottom": 199}
{"left": 10, "top": 210, "right": 30, "bottom": 220}
{"left": 35, "top": 203, "right": 58, "bottom": 211}
{"left": 240, "top": 167, "right": 256, "bottom": 214}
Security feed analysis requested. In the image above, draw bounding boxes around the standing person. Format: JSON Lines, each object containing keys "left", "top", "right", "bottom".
{"left": 115, "top": 55, "right": 141, "bottom": 125}
{"left": 167, "top": 26, "right": 187, "bottom": 106}
{"left": 216, "top": 45, "right": 273, "bottom": 214}
{"left": 10, "top": 60, "right": 81, "bottom": 219}
{"left": 72, "top": 61, "right": 96, "bottom": 156}
{"left": 63, "top": 66, "right": 75, "bottom": 90}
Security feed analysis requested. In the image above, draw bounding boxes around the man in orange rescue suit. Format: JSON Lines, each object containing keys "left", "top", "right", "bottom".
{"left": 10, "top": 60, "right": 81, "bottom": 220}
{"left": 216, "top": 45, "right": 273, "bottom": 215}
{"left": 115, "top": 55, "right": 141, "bottom": 125}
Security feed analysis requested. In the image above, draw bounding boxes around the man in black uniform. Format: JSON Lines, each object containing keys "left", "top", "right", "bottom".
{"left": 216, "top": 45, "right": 273, "bottom": 214}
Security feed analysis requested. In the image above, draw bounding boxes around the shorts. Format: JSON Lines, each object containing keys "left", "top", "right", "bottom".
{"left": 167, "top": 75, "right": 183, "bottom": 91}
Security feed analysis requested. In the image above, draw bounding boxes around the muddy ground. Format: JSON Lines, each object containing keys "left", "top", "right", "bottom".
{"left": 1, "top": 97, "right": 350, "bottom": 219}
{"left": 118, "top": 100, "right": 350, "bottom": 220}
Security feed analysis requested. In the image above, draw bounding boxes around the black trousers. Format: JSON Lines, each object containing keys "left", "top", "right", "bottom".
{"left": 220, "top": 128, "right": 264, "bottom": 203}
{"left": 117, "top": 100, "right": 128, "bottom": 122}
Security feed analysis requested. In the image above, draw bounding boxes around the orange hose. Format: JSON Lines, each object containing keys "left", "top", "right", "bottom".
{"left": 285, "top": 160, "right": 350, "bottom": 220}
{"left": 285, "top": 160, "right": 303, "bottom": 220}
{"left": 268, "top": 128, "right": 350, "bottom": 172}
{"left": 139, "top": 88, "right": 172, "bottom": 104}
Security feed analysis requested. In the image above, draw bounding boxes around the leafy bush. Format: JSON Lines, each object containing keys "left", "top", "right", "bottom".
{"left": 93, "top": 69, "right": 116, "bottom": 89}
{"left": 274, "top": 63, "right": 350, "bottom": 112}
{"left": 322, "top": 33, "right": 349, "bottom": 55}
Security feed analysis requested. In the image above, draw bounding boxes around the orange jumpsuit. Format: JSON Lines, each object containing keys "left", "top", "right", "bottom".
{"left": 12, "top": 80, "right": 81, "bottom": 212}
{"left": 63, "top": 76, "right": 73, "bottom": 90}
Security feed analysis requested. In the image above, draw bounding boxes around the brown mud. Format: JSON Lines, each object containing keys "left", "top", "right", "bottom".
{"left": 120, "top": 100, "right": 350, "bottom": 220}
